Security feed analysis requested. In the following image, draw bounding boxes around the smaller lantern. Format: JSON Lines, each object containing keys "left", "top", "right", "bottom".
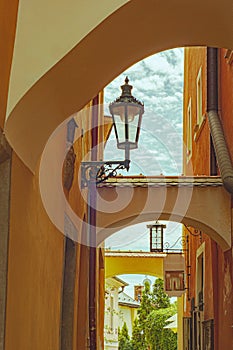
{"left": 147, "top": 220, "right": 166, "bottom": 252}
{"left": 109, "top": 77, "right": 144, "bottom": 169}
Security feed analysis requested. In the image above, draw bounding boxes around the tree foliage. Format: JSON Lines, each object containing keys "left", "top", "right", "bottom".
{"left": 131, "top": 278, "right": 177, "bottom": 350}
{"left": 131, "top": 318, "right": 145, "bottom": 350}
{"left": 152, "top": 278, "right": 171, "bottom": 309}
{"left": 118, "top": 322, "right": 132, "bottom": 350}
{"left": 137, "top": 280, "right": 153, "bottom": 346}
{"left": 145, "top": 306, "right": 177, "bottom": 350}
{"left": 118, "top": 278, "right": 177, "bottom": 350}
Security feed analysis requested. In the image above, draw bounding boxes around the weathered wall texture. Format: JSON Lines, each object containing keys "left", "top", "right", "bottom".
{"left": 183, "top": 47, "right": 233, "bottom": 350}
{"left": 215, "top": 48, "right": 233, "bottom": 350}
{"left": 219, "top": 50, "right": 233, "bottom": 161}
{"left": 183, "top": 47, "right": 209, "bottom": 176}
{"left": 4, "top": 93, "right": 106, "bottom": 350}
{"left": 5, "top": 153, "right": 64, "bottom": 350}
{"left": 0, "top": 132, "right": 12, "bottom": 350}
{"left": 0, "top": 0, "right": 19, "bottom": 128}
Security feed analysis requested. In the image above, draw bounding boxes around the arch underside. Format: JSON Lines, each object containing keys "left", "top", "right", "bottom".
{"left": 96, "top": 184, "right": 232, "bottom": 251}
{"left": 105, "top": 255, "right": 165, "bottom": 279}
{"left": 4, "top": 0, "right": 233, "bottom": 171}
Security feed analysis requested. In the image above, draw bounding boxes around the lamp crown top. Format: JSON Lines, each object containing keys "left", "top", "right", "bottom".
{"left": 121, "top": 76, "right": 133, "bottom": 97}
{"left": 109, "top": 77, "right": 144, "bottom": 108}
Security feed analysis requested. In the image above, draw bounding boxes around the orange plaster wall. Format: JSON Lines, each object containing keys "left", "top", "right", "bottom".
{"left": 184, "top": 47, "right": 233, "bottom": 349}
{"left": 217, "top": 49, "right": 233, "bottom": 348}
{"left": 0, "top": 0, "right": 19, "bottom": 128}
{"left": 219, "top": 49, "right": 233, "bottom": 162}
{"left": 183, "top": 47, "right": 210, "bottom": 176}
{"left": 203, "top": 237, "right": 214, "bottom": 320}
{"left": 184, "top": 230, "right": 214, "bottom": 320}
{"left": 216, "top": 248, "right": 233, "bottom": 349}
{"left": 65, "top": 109, "right": 90, "bottom": 349}
{"left": 67, "top": 93, "right": 105, "bottom": 349}
{"left": 6, "top": 152, "right": 64, "bottom": 350}
{"left": 183, "top": 47, "right": 215, "bottom": 322}
{"left": 5, "top": 91, "right": 107, "bottom": 350}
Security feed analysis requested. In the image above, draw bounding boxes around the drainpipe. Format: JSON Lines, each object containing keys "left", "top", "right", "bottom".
{"left": 207, "top": 47, "right": 233, "bottom": 194}
{"left": 89, "top": 95, "right": 99, "bottom": 350}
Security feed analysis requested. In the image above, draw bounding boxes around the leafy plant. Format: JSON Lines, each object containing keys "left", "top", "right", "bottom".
{"left": 131, "top": 278, "right": 177, "bottom": 350}
{"left": 145, "top": 307, "right": 177, "bottom": 350}
{"left": 118, "top": 322, "right": 132, "bottom": 350}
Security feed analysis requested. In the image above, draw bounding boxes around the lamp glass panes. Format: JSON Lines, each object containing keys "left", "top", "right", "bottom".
{"left": 147, "top": 221, "right": 167, "bottom": 252}
{"left": 109, "top": 77, "right": 144, "bottom": 151}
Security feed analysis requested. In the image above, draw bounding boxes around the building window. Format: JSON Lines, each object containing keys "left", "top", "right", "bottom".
{"left": 186, "top": 98, "right": 192, "bottom": 162}
{"left": 196, "top": 67, "right": 202, "bottom": 126}
{"left": 195, "top": 243, "right": 205, "bottom": 350}
{"left": 194, "top": 67, "right": 206, "bottom": 141}
{"left": 196, "top": 253, "right": 204, "bottom": 311}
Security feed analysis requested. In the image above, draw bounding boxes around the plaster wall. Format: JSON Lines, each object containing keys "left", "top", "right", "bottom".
{"left": 105, "top": 255, "right": 164, "bottom": 279}
{"left": 67, "top": 94, "right": 105, "bottom": 349}
{"left": 6, "top": 0, "right": 128, "bottom": 116}
{"left": 219, "top": 49, "right": 233, "bottom": 163}
{"left": 105, "top": 278, "right": 123, "bottom": 346}
{"left": 183, "top": 47, "right": 233, "bottom": 349}
{"left": 0, "top": 152, "right": 11, "bottom": 350}
{"left": 4, "top": 0, "right": 233, "bottom": 172}
{"left": 216, "top": 247, "right": 233, "bottom": 349}
{"left": 4, "top": 94, "right": 106, "bottom": 350}
{"left": 216, "top": 49, "right": 233, "bottom": 348}
{"left": 118, "top": 306, "right": 137, "bottom": 337}
{"left": 183, "top": 47, "right": 209, "bottom": 176}
{"left": 5, "top": 153, "right": 64, "bottom": 350}
{"left": 0, "top": 0, "right": 19, "bottom": 128}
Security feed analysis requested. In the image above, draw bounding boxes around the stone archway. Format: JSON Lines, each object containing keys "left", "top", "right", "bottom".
{"left": 105, "top": 251, "right": 165, "bottom": 279}
{"left": 96, "top": 177, "right": 232, "bottom": 251}
{"left": 4, "top": 0, "right": 233, "bottom": 171}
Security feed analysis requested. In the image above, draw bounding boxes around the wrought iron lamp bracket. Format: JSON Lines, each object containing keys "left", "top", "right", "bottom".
{"left": 81, "top": 159, "right": 130, "bottom": 188}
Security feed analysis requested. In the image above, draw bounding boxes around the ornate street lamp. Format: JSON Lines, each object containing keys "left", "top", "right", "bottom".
{"left": 81, "top": 79, "right": 144, "bottom": 350}
{"left": 109, "top": 77, "right": 144, "bottom": 170}
{"left": 147, "top": 220, "right": 167, "bottom": 252}
{"left": 81, "top": 77, "right": 144, "bottom": 187}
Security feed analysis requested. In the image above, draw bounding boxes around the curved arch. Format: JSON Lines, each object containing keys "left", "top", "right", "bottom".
{"left": 96, "top": 182, "right": 232, "bottom": 251}
{"left": 105, "top": 253, "right": 164, "bottom": 279}
{"left": 98, "top": 212, "right": 228, "bottom": 250}
{"left": 5, "top": 0, "right": 233, "bottom": 171}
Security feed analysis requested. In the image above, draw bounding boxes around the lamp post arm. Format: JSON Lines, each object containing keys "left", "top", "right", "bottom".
{"left": 81, "top": 159, "right": 130, "bottom": 188}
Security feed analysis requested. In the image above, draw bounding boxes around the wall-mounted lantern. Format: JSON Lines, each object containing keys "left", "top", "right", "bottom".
{"left": 81, "top": 77, "right": 144, "bottom": 187}
{"left": 109, "top": 76, "right": 144, "bottom": 168}
{"left": 147, "top": 220, "right": 166, "bottom": 252}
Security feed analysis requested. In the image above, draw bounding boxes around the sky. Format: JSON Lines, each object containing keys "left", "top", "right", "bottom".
{"left": 103, "top": 48, "right": 184, "bottom": 297}
{"left": 104, "top": 48, "right": 184, "bottom": 176}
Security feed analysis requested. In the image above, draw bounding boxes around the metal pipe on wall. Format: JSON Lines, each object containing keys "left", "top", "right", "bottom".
{"left": 207, "top": 47, "right": 233, "bottom": 195}
{"left": 89, "top": 95, "right": 99, "bottom": 350}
